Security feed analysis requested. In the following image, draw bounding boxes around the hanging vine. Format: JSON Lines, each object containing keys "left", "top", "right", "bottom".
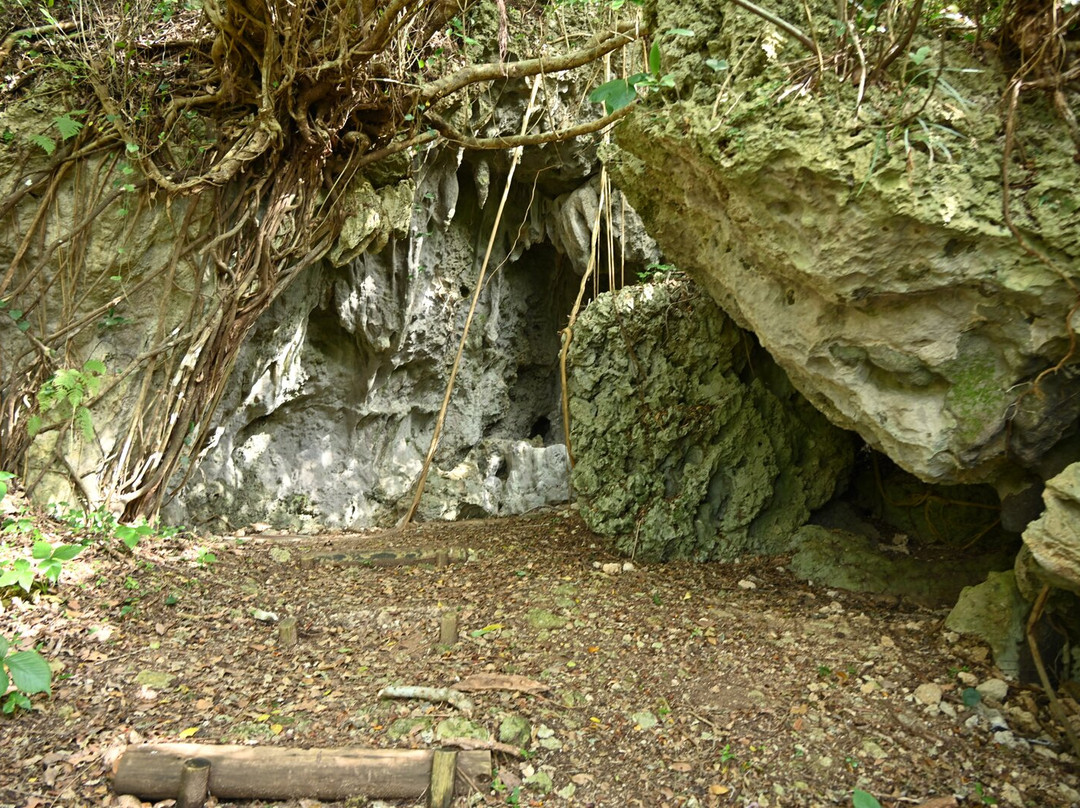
{"left": 0, "top": 0, "right": 643, "bottom": 517}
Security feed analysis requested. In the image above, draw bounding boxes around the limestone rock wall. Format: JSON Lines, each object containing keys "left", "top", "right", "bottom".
{"left": 604, "top": 2, "right": 1080, "bottom": 495}
{"left": 567, "top": 279, "right": 853, "bottom": 561}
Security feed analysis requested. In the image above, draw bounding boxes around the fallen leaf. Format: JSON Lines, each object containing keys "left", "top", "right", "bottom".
{"left": 668, "top": 761, "right": 692, "bottom": 772}
{"left": 178, "top": 727, "right": 200, "bottom": 738}
{"left": 709, "top": 784, "right": 730, "bottom": 795}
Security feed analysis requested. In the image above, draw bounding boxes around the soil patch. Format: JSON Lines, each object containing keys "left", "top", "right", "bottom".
{"left": 1, "top": 508, "right": 1077, "bottom": 807}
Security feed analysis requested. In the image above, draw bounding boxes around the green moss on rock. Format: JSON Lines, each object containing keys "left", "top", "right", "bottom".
{"left": 568, "top": 279, "right": 853, "bottom": 561}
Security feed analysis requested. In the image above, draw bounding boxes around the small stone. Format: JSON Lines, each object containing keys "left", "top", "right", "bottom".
{"left": 737, "top": 579, "right": 757, "bottom": 590}
{"left": 622, "top": 562, "right": 636, "bottom": 572}
{"left": 134, "top": 670, "right": 175, "bottom": 689}
{"left": 525, "top": 609, "right": 567, "bottom": 630}
{"left": 938, "top": 701, "right": 956, "bottom": 717}
{"left": 1033, "top": 745, "right": 1058, "bottom": 761}
{"left": 1000, "top": 782, "right": 1023, "bottom": 806}
{"left": 861, "top": 740, "right": 887, "bottom": 760}
{"left": 913, "top": 682, "right": 943, "bottom": 706}
{"left": 523, "top": 770, "right": 553, "bottom": 794}
{"left": 269, "top": 547, "right": 291, "bottom": 562}
{"left": 957, "top": 671, "right": 978, "bottom": 686}
{"left": 498, "top": 715, "right": 531, "bottom": 747}
{"left": 601, "top": 563, "right": 621, "bottom": 574}
{"left": 977, "top": 678, "right": 1009, "bottom": 703}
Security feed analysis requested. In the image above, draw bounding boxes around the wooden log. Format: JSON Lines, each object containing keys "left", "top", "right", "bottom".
{"left": 428, "top": 749, "right": 457, "bottom": 808}
{"left": 113, "top": 744, "right": 490, "bottom": 801}
{"left": 176, "top": 757, "right": 210, "bottom": 808}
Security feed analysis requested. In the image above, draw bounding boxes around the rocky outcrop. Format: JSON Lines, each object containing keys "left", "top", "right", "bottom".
{"left": 1022, "top": 463, "right": 1080, "bottom": 594}
{"left": 604, "top": 3, "right": 1080, "bottom": 495}
{"left": 567, "top": 279, "right": 853, "bottom": 561}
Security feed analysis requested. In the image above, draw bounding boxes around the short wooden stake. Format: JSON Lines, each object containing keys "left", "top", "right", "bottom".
{"left": 278, "top": 617, "right": 298, "bottom": 647}
{"left": 436, "top": 549, "right": 449, "bottom": 568}
{"left": 176, "top": 757, "right": 211, "bottom": 808}
{"left": 439, "top": 610, "right": 458, "bottom": 646}
{"left": 428, "top": 748, "right": 458, "bottom": 808}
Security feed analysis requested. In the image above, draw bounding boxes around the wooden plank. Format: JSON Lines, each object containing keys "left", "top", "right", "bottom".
{"left": 113, "top": 744, "right": 490, "bottom": 800}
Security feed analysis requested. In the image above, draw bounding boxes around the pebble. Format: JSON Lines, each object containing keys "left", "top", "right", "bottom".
{"left": 1000, "top": 782, "right": 1023, "bottom": 806}
{"left": 737, "top": 579, "right": 757, "bottom": 590}
{"left": 977, "top": 678, "right": 1009, "bottom": 703}
{"left": 956, "top": 671, "right": 978, "bottom": 686}
{"left": 914, "top": 683, "right": 943, "bottom": 706}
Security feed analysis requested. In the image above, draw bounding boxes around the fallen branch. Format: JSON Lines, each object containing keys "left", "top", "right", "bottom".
{"left": 377, "top": 685, "right": 475, "bottom": 714}
{"left": 440, "top": 737, "right": 528, "bottom": 757}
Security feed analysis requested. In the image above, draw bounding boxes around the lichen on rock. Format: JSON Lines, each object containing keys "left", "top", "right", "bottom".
{"left": 567, "top": 278, "right": 853, "bottom": 561}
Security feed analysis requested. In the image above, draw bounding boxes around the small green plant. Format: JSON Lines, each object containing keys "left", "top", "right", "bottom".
{"left": 0, "top": 539, "right": 84, "bottom": 596}
{"left": 28, "top": 110, "right": 87, "bottom": 156}
{"left": 27, "top": 360, "right": 107, "bottom": 441}
{"left": 0, "top": 633, "right": 51, "bottom": 714}
{"left": 0, "top": 470, "right": 14, "bottom": 501}
{"left": 589, "top": 29, "right": 694, "bottom": 113}
{"left": 195, "top": 549, "right": 217, "bottom": 566}
{"left": 637, "top": 262, "right": 678, "bottom": 282}
{"left": 974, "top": 783, "right": 997, "bottom": 805}
{"left": 719, "top": 744, "right": 736, "bottom": 763}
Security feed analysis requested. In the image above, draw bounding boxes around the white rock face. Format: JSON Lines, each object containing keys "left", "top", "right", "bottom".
{"left": 165, "top": 147, "right": 650, "bottom": 531}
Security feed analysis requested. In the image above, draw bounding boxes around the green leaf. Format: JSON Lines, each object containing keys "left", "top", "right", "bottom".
{"left": 8, "top": 309, "right": 23, "bottom": 320}
{"left": 27, "top": 415, "right": 42, "bottom": 438}
{"left": 0, "top": 634, "right": 8, "bottom": 658}
{"left": 53, "top": 115, "right": 84, "bottom": 141}
{"left": 74, "top": 406, "right": 94, "bottom": 441}
{"left": 6, "top": 649, "right": 52, "bottom": 695}
{"left": 51, "top": 544, "right": 84, "bottom": 561}
{"left": 31, "top": 541, "right": 53, "bottom": 560}
{"left": 38, "top": 558, "right": 62, "bottom": 584}
{"left": 589, "top": 79, "right": 638, "bottom": 114}
{"left": 17, "top": 320, "right": 30, "bottom": 332}
{"left": 83, "top": 359, "right": 106, "bottom": 376}
{"left": 705, "top": 58, "right": 728, "bottom": 72}
{"left": 667, "top": 27, "right": 695, "bottom": 36}
{"left": 29, "top": 134, "right": 56, "bottom": 155}
{"left": 648, "top": 41, "right": 662, "bottom": 76}
{"left": 962, "top": 687, "right": 981, "bottom": 707}
{"left": 853, "top": 790, "right": 883, "bottom": 808}
{"left": 909, "top": 45, "right": 932, "bottom": 66}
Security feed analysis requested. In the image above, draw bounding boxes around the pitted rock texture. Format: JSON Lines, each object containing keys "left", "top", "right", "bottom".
{"left": 605, "top": 0, "right": 1080, "bottom": 489}
{"left": 567, "top": 280, "right": 853, "bottom": 561}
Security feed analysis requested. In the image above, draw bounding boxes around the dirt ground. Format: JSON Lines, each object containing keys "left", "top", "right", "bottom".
{"left": 1, "top": 507, "right": 1078, "bottom": 808}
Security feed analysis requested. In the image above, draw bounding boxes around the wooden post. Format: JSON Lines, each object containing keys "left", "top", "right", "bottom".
{"left": 435, "top": 549, "right": 449, "bottom": 568}
{"left": 112, "top": 744, "right": 490, "bottom": 801}
{"left": 176, "top": 757, "right": 211, "bottom": 808}
{"left": 439, "top": 610, "right": 458, "bottom": 646}
{"left": 278, "top": 617, "right": 298, "bottom": 647}
{"left": 428, "top": 749, "right": 457, "bottom": 808}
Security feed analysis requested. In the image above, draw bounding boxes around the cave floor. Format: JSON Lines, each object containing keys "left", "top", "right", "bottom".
{"left": 1, "top": 507, "right": 1076, "bottom": 808}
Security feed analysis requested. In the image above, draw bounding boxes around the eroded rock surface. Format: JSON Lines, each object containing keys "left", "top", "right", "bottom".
{"left": 604, "top": 1, "right": 1080, "bottom": 491}
{"left": 567, "top": 280, "right": 853, "bottom": 561}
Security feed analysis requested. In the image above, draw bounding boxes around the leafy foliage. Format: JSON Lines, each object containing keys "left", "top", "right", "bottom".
{"left": 0, "top": 633, "right": 51, "bottom": 715}
{"left": 27, "top": 360, "right": 106, "bottom": 441}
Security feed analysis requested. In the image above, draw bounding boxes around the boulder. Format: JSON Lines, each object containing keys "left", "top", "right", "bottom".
{"left": 567, "top": 279, "right": 852, "bottom": 561}
{"left": 1022, "top": 462, "right": 1080, "bottom": 594}
{"left": 945, "top": 571, "right": 1029, "bottom": 679}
